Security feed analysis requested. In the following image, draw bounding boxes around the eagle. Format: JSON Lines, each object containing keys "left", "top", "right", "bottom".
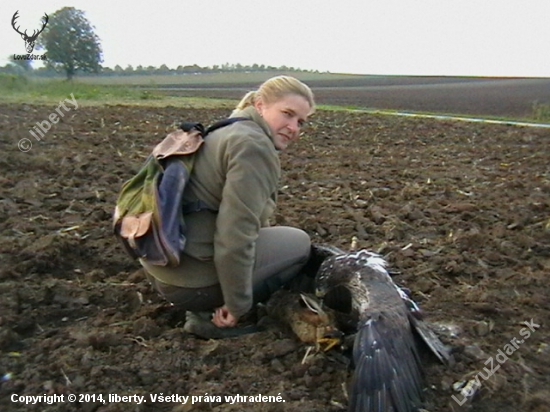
{"left": 184, "top": 242, "right": 451, "bottom": 412}
{"left": 311, "top": 244, "right": 451, "bottom": 412}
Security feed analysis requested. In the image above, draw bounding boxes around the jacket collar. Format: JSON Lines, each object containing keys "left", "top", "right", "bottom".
{"left": 230, "top": 106, "right": 275, "bottom": 144}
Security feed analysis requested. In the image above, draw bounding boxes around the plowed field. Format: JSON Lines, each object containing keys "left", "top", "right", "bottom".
{"left": 1, "top": 101, "right": 549, "bottom": 411}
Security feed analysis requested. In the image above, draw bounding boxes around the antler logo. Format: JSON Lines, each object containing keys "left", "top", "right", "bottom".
{"left": 11, "top": 11, "right": 49, "bottom": 53}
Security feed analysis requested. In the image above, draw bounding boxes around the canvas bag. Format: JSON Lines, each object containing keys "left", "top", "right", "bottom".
{"left": 113, "top": 118, "right": 247, "bottom": 266}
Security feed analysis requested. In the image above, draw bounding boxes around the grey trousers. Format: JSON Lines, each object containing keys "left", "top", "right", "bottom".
{"left": 143, "top": 226, "right": 311, "bottom": 312}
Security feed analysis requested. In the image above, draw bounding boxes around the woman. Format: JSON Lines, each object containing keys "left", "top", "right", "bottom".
{"left": 141, "top": 75, "right": 315, "bottom": 332}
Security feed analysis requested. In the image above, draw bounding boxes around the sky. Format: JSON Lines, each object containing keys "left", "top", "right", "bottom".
{"left": 1, "top": 0, "right": 549, "bottom": 77}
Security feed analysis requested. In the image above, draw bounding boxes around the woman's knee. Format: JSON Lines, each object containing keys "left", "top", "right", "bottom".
{"left": 258, "top": 226, "right": 310, "bottom": 259}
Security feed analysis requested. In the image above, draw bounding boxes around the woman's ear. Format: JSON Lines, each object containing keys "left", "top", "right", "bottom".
{"left": 254, "top": 97, "right": 264, "bottom": 117}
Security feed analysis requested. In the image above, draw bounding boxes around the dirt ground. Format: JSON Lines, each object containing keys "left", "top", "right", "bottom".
{"left": 0, "top": 101, "right": 549, "bottom": 412}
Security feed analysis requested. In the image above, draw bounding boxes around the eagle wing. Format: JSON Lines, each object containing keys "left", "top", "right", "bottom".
{"left": 314, "top": 247, "right": 448, "bottom": 412}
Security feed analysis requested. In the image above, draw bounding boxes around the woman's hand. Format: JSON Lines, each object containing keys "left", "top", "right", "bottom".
{"left": 212, "top": 305, "right": 238, "bottom": 328}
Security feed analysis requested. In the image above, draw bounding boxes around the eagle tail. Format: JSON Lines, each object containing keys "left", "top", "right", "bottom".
{"left": 349, "top": 316, "right": 424, "bottom": 412}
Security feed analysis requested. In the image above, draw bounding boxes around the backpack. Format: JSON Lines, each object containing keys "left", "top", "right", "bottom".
{"left": 113, "top": 117, "right": 247, "bottom": 266}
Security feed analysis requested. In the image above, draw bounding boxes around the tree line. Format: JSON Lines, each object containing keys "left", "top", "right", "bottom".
{"left": 2, "top": 62, "right": 317, "bottom": 77}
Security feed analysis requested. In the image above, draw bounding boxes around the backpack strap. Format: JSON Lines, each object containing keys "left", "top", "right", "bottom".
{"left": 179, "top": 122, "right": 205, "bottom": 134}
{"left": 205, "top": 117, "right": 249, "bottom": 135}
{"left": 178, "top": 117, "right": 248, "bottom": 136}
{"left": 181, "top": 116, "right": 249, "bottom": 215}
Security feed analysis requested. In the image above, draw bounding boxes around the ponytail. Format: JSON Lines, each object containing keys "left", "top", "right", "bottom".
{"left": 235, "top": 91, "right": 257, "bottom": 110}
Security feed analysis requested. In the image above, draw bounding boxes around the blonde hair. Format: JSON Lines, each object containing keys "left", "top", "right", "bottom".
{"left": 236, "top": 75, "right": 315, "bottom": 114}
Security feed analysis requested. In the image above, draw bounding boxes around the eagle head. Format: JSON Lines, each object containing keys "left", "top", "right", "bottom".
{"left": 315, "top": 250, "right": 391, "bottom": 323}
{"left": 315, "top": 249, "right": 388, "bottom": 294}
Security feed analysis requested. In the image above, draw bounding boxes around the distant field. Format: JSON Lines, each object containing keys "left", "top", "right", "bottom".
{"left": 77, "top": 71, "right": 359, "bottom": 86}
{"left": 309, "top": 77, "right": 550, "bottom": 119}
{"left": 81, "top": 72, "right": 550, "bottom": 120}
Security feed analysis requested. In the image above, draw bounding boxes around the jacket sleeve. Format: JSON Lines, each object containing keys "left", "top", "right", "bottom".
{"left": 213, "top": 135, "right": 279, "bottom": 318}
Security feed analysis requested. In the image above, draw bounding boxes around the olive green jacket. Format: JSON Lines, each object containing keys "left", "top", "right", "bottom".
{"left": 157, "top": 106, "right": 280, "bottom": 317}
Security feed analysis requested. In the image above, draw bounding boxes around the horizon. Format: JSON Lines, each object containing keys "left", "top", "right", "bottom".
{"left": 11, "top": 66, "right": 550, "bottom": 80}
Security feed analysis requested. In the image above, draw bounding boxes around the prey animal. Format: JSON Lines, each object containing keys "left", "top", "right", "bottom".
{"left": 314, "top": 246, "right": 451, "bottom": 412}
{"left": 266, "top": 289, "right": 343, "bottom": 362}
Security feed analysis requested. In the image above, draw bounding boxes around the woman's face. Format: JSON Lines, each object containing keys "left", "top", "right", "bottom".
{"left": 255, "top": 94, "right": 311, "bottom": 151}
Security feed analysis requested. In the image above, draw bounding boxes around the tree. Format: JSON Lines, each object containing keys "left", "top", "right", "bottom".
{"left": 158, "top": 64, "right": 170, "bottom": 74}
{"left": 38, "top": 7, "right": 102, "bottom": 80}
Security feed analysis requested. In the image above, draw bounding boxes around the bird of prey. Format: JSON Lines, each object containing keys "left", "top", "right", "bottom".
{"left": 314, "top": 245, "right": 451, "bottom": 412}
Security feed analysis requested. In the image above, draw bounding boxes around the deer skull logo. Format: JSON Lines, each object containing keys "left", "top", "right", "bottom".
{"left": 11, "top": 11, "right": 49, "bottom": 53}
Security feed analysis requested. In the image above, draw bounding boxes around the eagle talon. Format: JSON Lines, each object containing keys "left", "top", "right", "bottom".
{"left": 319, "top": 337, "right": 341, "bottom": 352}
{"left": 316, "top": 331, "right": 343, "bottom": 352}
